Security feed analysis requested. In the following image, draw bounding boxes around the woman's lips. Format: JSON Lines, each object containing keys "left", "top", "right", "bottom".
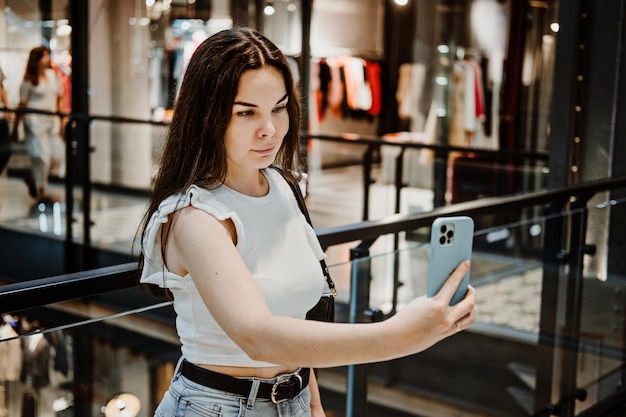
{"left": 254, "top": 147, "right": 275, "bottom": 156}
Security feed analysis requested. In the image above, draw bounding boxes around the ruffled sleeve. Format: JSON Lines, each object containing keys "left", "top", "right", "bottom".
{"left": 139, "top": 185, "right": 241, "bottom": 289}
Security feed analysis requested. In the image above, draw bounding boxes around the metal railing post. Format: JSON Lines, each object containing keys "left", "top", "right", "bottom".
{"left": 361, "top": 144, "right": 375, "bottom": 221}
{"left": 558, "top": 195, "right": 594, "bottom": 416}
{"left": 345, "top": 242, "right": 374, "bottom": 417}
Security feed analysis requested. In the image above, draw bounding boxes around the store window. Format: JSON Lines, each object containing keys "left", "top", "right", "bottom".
{"left": 147, "top": 0, "right": 233, "bottom": 121}
{"left": 0, "top": 0, "right": 563, "bottom": 205}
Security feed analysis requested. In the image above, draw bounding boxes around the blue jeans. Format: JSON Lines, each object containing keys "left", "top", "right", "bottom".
{"left": 154, "top": 360, "right": 312, "bottom": 417}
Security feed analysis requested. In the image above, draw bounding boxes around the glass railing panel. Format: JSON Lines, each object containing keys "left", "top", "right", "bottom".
{"left": 0, "top": 293, "right": 176, "bottom": 417}
{"left": 89, "top": 118, "right": 167, "bottom": 192}
{"left": 1, "top": 109, "right": 550, "bottom": 256}
{"left": 81, "top": 118, "right": 160, "bottom": 253}
{"left": 323, "top": 196, "right": 624, "bottom": 416}
{"left": 562, "top": 194, "right": 626, "bottom": 415}
{"left": 307, "top": 153, "right": 549, "bottom": 230}
{"left": 0, "top": 106, "right": 68, "bottom": 239}
{"left": 444, "top": 152, "right": 549, "bottom": 203}
{"left": 0, "top": 176, "right": 65, "bottom": 234}
{"left": 0, "top": 117, "right": 152, "bottom": 254}
{"left": 320, "top": 213, "right": 545, "bottom": 416}
{"left": 0, "top": 117, "right": 160, "bottom": 254}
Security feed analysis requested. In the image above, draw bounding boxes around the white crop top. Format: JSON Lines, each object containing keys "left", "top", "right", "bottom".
{"left": 140, "top": 168, "right": 326, "bottom": 367}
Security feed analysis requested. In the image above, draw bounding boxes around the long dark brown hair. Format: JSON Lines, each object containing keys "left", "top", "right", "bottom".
{"left": 24, "top": 46, "right": 50, "bottom": 86}
{"left": 137, "top": 27, "right": 304, "bottom": 295}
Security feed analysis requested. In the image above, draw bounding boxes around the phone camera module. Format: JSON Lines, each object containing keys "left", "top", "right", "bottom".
{"left": 439, "top": 223, "right": 455, "bottom": 245}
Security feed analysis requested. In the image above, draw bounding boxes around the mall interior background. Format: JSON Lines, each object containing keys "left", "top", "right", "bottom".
{"left": 1, "top": 1, "right": 626, "bottom": 417}
{"left": 0, "top": 0, "right": 539, "bottom": 189}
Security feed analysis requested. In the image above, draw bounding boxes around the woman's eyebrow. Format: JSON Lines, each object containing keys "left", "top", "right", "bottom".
{"left": 233, "top": 100, "right": 256, "bottom": 107}
{"left": 233, "top": 93, "right": 288, "bottom": 108}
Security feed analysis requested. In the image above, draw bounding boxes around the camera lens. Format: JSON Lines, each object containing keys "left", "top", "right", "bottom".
{"left": 440, "top": 225, "right": 447, "bottom": 233}
{"left": 439, "top": 236, "right": 446, "bottom": 245}
{"left": 447, "top": 230, "right": 454, "bottom": 238}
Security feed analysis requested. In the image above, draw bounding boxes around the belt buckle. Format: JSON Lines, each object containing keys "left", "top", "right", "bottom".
{"left": 270, "top": 373, "right": 303, "bottom": 404}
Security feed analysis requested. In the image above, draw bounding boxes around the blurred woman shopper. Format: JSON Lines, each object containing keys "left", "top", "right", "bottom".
{"left": 12, "top": 46, "right": 65, "bottom": 203}
{"left": 0, "top": 64, "right": 12, "bottom": 175}
{"left": 138, "top": 27, "right": 476, "bottom": 417}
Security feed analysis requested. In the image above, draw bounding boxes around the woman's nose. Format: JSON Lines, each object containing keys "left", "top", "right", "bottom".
{"left": 258, "top": 119, "right": 276, "bottom": 138}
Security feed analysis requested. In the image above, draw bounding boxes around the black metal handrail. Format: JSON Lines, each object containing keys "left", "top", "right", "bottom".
{"left": 305, "top": 132, "right": 549, "bottom": 219}
{"left": 0, "top": 262, "right": 138, "bottom": 314}
{"left": 317, "top": 175, "right": 626, "bottom": 248}
{"left": 304, "top": 132, "right": 550, "bottom": 161}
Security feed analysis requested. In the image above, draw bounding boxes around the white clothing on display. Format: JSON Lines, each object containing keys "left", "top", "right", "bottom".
{"left": 0, "top": 324, "right": 21, "bottom": 382}
{"left": 396, "top": 63, "right": 427, "bottom": 132}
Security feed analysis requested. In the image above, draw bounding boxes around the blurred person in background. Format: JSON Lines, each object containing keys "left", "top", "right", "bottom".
{"left": 11, "top": 46, "right": 64, "bottom": 203}
{"left": 0, "top": 64, "right": 12, "bottom": 175}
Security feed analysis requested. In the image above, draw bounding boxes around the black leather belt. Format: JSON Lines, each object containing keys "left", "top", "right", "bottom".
{"left": 179, "top": 360, "right": 310, "bottom": 404}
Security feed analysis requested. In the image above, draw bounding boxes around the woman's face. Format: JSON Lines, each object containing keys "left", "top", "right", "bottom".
{"left": 39, "top": 51, "right": 50, "bottom": 69}
{"left": 224, "top": 67, "right": 290, "bottom": 175}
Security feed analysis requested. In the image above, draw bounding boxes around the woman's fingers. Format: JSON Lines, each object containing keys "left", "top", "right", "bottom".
{"left": 436, "top": 260, "right": 470, "bottom": 302}
{"left": 452, "top": 285, "right": 476, "bottom": 332}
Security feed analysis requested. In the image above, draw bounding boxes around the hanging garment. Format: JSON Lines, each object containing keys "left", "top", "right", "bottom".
{"left": 342, "top": 56, "right": 371, "bottom": 112}
{"left": 365, "top": 60, "right": 381, "bottom": 116}
{"left": 325, "top": 57, "right": 345, "bottom": 118}
{"left": 396, "top": 63, "right": 427, "bottom": 131}
{"left": 450, "top": 58, "right": 486, "bottom": 146}
{"left": 21, "top": 333, "right": 51, "bottom": 389}
{"left": 0, "top": 324, "right": 21, "bottom": 382}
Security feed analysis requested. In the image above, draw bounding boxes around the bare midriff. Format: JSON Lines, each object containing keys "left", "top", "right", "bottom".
{"left": 197, "top": 364, "right": 300, "bottom": 379}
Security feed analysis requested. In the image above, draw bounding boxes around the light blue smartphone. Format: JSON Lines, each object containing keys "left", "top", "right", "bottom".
{"left": 427, "top": 216, "right": 474, "bottom": 306}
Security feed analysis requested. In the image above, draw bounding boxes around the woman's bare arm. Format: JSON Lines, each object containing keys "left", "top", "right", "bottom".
{"left": 166, "top": 207, "right": 476, "bottom": 368}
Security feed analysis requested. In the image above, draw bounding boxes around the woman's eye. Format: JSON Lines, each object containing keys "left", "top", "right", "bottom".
{"left": 273, "top": 105, "right": 287, "bottom": 113}
{"left": 236, "top": 110, "right": 254, "bottom": 117}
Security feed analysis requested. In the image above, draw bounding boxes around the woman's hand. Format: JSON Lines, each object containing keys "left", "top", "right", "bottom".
{"left": 388, "top": 260, "right": 476, "bottom": 355}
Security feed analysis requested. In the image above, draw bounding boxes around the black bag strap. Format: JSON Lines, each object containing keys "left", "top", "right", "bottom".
{"left": 272, "top": 166, "right": 336, "bottom": 295}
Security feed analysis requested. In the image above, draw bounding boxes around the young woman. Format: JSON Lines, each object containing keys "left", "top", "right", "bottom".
{"left": 138, "top": 27, "right": 475, "bottom": 417}
{"left": 12, "top": 46, "right": 64, "bottom": 202}
{"left": 0, "top": 64, "right": 12, "bottom": 174}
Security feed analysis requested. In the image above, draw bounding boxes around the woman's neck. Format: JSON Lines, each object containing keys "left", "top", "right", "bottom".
{"left": 224, "top": 169, "right": 268, "bottom": 197}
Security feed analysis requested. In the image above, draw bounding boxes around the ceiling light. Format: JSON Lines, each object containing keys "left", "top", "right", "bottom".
{"left": 264, "top": 3, "right": 275, "bottom": 16}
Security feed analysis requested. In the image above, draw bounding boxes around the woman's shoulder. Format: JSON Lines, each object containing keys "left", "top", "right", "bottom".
{"left": 154, "top": 184, "right": 230, "bottom": 220}
{"left": 45, "top": 67, "right": 59, "bottom": 77}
